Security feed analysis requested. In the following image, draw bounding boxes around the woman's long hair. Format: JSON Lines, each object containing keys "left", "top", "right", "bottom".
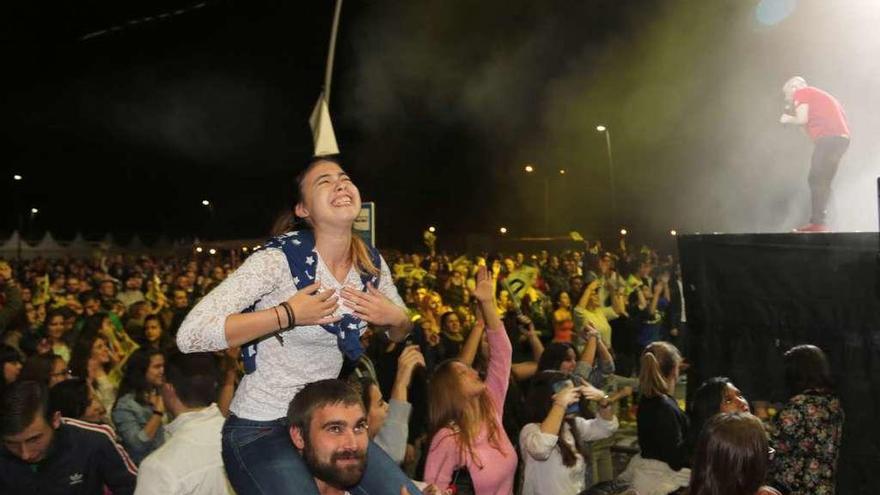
{"left": 783, "top": 344, "right": 833, "bottom": 397}
{"left": 69, "top": 330, "right": 109, "bottom": 387}
{"left": 537, "top": 342, "right": 576, "bottom": 373}
{"left": 270, "top": 156, "right": 379, "bottom": 277}
{"left": 114, "top": 347, "right": 164, "bottom": 409}
{"left": 639, "top": 341, "right": 681, "bottom": 398}
{"left": 689, "top": 412, "right": 769, "bottom": 495}
{"left": 686, "top": 376, "right": 733, "bottom": 458}
{"left": 524, "top": 370, "right": 590, "bottom": 468}
{"left": 428, "top": 359, "right": 506, "bottom": 467}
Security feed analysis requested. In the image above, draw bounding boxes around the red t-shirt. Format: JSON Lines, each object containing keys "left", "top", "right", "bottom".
{"left": 793, "top": 86, "right": 850, "bottom": 141}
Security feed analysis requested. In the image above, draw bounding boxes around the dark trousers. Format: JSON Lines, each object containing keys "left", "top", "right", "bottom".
{"left": 808, "top": 136, "right": 849, "bottom": 224}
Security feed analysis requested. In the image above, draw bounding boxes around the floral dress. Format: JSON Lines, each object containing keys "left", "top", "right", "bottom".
{"left": 769, "top": 390, "right": 844, "bottom": 495}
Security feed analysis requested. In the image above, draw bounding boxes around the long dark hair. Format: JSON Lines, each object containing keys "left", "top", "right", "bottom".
{"left": 783, "top": 344, "right": 833, "bottom": 397}
{"left": 524, "top": 370, "right": 590, "bottom": 467}
{"left": 686, "top": 376, "right": 733, "bottom": 458}
{"left": 537, "top": 342, "right": 576, "bottom": 373}
{"left": 69, "top": 330, "right": 109, "bottom": 386}
{"left": 0, "top": 345, "right": 23, "bottom": 391}
{"left": 114, "top": 347, "right": 164, "bottom": 408}
{"left": 140, "top": 314, "right": 174, "bottom": 351}
{"left": 689, "top": 412, "right": 769, "bottom": 495}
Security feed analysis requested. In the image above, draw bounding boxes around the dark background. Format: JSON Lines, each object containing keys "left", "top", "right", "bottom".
{"left": 680, "top": 232, "right": 880, "bottom": 493}
{"left": 2, "top": 0, "right": 878, "bottom": 251}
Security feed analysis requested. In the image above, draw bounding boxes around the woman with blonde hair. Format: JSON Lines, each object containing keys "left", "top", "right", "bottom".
{"left": 619, "top": 341, "right": 690, "bottom": 494}
{"left": 424, "top": 265, "right": 516, "bottom": 495}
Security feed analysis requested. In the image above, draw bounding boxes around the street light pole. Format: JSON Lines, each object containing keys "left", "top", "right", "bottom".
{"left": 597, "top": 125, "right": 616, "bottom": 229}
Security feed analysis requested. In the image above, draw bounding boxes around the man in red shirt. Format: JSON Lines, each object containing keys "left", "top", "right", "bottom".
{"left": 780, "top": 76, "right": 850, "bottom": 232}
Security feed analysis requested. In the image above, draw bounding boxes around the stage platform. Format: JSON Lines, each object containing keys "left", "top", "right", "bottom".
{"left": 678, "top": 232, "right": 879, "bottom": 493}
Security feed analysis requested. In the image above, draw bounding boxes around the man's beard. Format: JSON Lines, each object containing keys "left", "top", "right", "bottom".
{"left": 302, "top": 442, "right": 367, "bottom": 489}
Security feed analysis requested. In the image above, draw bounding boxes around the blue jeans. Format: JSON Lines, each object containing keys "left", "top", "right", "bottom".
{"left": 222, "top": 415, "right": 423, "bottom": 495}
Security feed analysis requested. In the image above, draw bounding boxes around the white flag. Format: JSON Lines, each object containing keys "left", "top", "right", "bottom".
{"left": 309, "top": 91, "right": 340, "bottom": 156}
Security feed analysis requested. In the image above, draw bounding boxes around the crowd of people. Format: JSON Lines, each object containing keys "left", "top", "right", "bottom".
{"left": 0, "top": 158, "right": 844, "bottom": 495}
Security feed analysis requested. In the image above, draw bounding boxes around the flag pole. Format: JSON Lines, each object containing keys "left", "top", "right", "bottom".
{"left": 323, "top": 0, "right": 344, "bottom": 103}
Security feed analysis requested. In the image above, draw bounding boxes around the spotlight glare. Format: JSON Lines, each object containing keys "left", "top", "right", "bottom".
{"left": 209, "top": 248, "right": 217, "bottom": 255}
{"left": 596, "top": 125, "right": 607, "bottom": 132}
{"left": 201, "top": 199, "right": 210, "bottom": 206}
{"left": 196, "top": 247, "right": 203, "bottom": 253}
{"left": 670, "top": 229, "right": 678, "bottom": 236}
{"left": 13, "top": 174, "right": 22, "bottom": 181}
{"left": 524, "top": 165, "right": 534, "bottom": 173}
{"left": 428, "top": 226, "right": 436, "bottom": 233}
{"left": 559, "top": 169, "right": 566, "bottom": 175}
{"left": 30, "top": 207, "right": 39, "bottom": 214}
{"left": 619, "top": 228, "right": 628, "bottom": 236}
{"left": 499, "top": 227, "right": 508, "bottom": 234}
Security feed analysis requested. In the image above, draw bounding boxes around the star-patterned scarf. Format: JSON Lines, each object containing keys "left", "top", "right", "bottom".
{"left": 241, "top": 230, "right": 379, "bottom": 373}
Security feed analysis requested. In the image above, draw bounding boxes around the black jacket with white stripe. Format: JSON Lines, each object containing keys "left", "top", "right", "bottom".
{"left": 0, "top": 418, "right": 138, "bottom": 495}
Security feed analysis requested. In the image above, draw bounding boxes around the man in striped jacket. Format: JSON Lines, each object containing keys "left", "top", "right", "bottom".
{"left": 0, "top": 380, "right": 138, "bottom": 494}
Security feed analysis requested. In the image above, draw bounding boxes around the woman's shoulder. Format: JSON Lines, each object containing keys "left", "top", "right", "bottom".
{"left": 790, "top": 390, "right": 842, "bottom": 408}
{"left": 429, "top": 427, "right": 461, "bottom": 450}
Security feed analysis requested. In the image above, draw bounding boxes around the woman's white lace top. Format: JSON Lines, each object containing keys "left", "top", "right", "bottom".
{"left": 176, "top": 247, "right": 404, "bottom": 420}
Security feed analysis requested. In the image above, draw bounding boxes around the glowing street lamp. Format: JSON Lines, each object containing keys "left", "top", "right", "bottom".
{"left": 13, "top": 174, "right": 22, "bottom": 181}
{"left": 524, "top": 164, "right": 535, "bottom": 173}
{"left": 559, "top": 169, "right": 566, "bottom": 175}
{"left": 428, "top": 226, "right": 436, "bottom": 233}
{"left": 196, "top": 246, "right": 203, "bottom": 253}
{"left": 670, "top": 229, "right": 678, "bottom": 236}
{"left": 499, "top": 227, "right": 508, "bottom": 235}
{"left": 620, "top": 228, "right": 628, "bottom": 236}
{"left": 201, "top": 199, "right": 211, "bottom": 207}
{"left": 30, "top": 207, "right": 39, "bottom": 215}
{"left": 596, "top": 125, "right": 606, "bottom": 132}
{"left": 209, "top": 248, "right": 217, "bottom": 255}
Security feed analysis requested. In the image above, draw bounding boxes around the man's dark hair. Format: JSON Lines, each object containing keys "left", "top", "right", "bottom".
{"left": 164, "top": 352, "right": 219, "bottom": 408}
{"left": 0, "top": 381, "right": 52, "bottom": 436}
{"left": 49, "top": 378, "right": 90, "bottom": 419}
{"left": 287, "top": 379, "right": 363, "bottom": 439}
{"left": 79, "top": 291, "right": 101, "bottom": 305}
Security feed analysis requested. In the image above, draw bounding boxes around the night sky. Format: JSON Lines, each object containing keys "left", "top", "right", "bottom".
{"left": 3, "top": 1, "right": 877, "bottom": 251}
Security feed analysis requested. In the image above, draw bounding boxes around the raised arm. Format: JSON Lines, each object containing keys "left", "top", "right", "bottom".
{"left": 473, "top": 266, "right": 511, "bottom": 410}
{"left": 576, "top": 280, "right": 601, "bottom": 309}
{"left": 458, "top": 316, "right": 485, "bottom": 367}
